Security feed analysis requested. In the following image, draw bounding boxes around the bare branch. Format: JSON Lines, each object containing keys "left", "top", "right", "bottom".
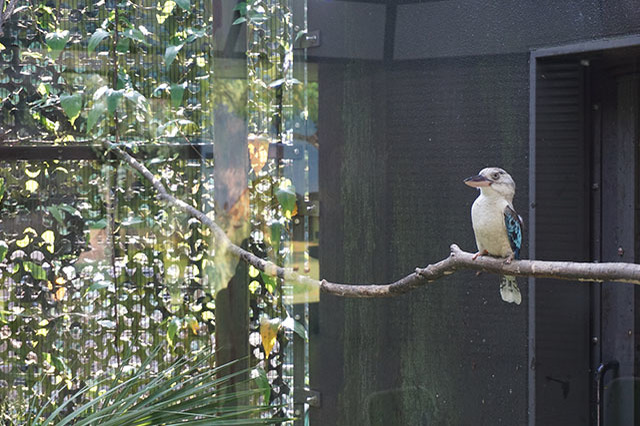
{"left": 443, "top": 245, "right": 640, "bottom": 285}
{"left": 108, "top": 142, "right": 640, "bottom": 298}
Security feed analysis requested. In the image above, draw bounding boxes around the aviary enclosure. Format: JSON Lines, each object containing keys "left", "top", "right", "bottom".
{"left": 2, "top": 1, "right": 640, "bottom": 425}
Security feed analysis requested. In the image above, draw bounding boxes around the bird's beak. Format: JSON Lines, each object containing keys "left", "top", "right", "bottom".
{"left": 464, "top": 174, "right": 492, "bottom": 187}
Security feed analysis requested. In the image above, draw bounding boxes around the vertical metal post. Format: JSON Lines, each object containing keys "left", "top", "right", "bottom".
{"left": 589, "top": 75, "right": 603, "bottom": 424}
{"left": 293, "top": 303, "right": 307, "bottom": 425}
{"left": 527, "top": 52, "right": 537, "bottom": 426}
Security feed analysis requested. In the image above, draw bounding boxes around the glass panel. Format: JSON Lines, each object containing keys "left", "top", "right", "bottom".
{"left": 0, "top": 0, "right": 311, "bottom": 423}
{"left": 0, "top": 155, "right": 217, "bottom": 411}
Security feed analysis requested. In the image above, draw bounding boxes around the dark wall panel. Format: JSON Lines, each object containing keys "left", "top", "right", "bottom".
{"left": 386, "top": 55, "right": 530, "bottom": 426}
{"left": 307, "top": 1, "right": 640, "bottom": 61}
{"left": 534, "top": 59, "right": 591, "bottom": 425}
{"left": 313, "top": 54, "right": 530, "bottom": 425}
{"left": 599, "top": 62, "right": 639, "bottom": 425}
{"left": 309, "top": 2, "right": 640, "bottom": 425}
{"left": 312, "top": 61, "right": 393, "bottom": 426}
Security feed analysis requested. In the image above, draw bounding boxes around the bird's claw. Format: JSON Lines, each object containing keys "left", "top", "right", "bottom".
{"left": 472, "top": 250, "right": 488, "bottom": 260}
{"left": 504, "top": 255, "right": 514, "bottom": 264}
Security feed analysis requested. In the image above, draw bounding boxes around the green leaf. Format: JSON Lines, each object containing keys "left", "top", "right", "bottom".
{"left": 37, "top": 82, "right": 49, "bottom": 96}
{"left": 232, "top": 17, "right": 246, "bottom": 25}
{"left": 88, "top": 281, "right": 110, "bottom": 291}
{"left": 45, "top": 30, "right": 70, "bottom": 60}
{"left": 269, "top": 221, "right": 282, "bottom": 253}
{"left": 121, "top": 216, "right": 144, "bottom": 227}
{"left": 93, "top": 85, "right": 109, "bottom": 100}
{"left": 254, "top": 367, "right": 270, "bottom": 403}
{"left": 260, "top": 272, "right": 277, "bottom": 294}
{"left": 58, "top": 203, "right": 80, "bottom": 216}
{"left": 0, "top": 177, "right": 4, "bottom": 202}
{"left": 23, "top": 261, "right": 47, "bottom": 280}
{"left": 47, "top": 205, "right": 64, "bottom": 224}
{"left": 164, "top": 44, "right": 183, "bottom": 68}
{"left": 49, "top": 354, "right": 70, "bottom": 374}
{"left": 175, "top": 0, "right": 190, "bottom": 11}
{"left": 87, "top": 102, "right": 106, "bottom": 131}
{"left": 115, "top": 37, "right": 130, "bottom": 53}
{"left": 185, "top": 27, "right": 206, "bottom": 43}
{"left": 124, "top": 89, "right": 148, "bottom": 112}
{"left": 270, "top": 221, "right": 282, "bottom": 242}
{"left": 60, "top": 93, "right": 82, "bottom": 122}
{"left": 106, "top": 89, "right": 124, "bottom": 114}
{"left": 170, "top": 83, "right": 186, "bottom": 108}
{"left": 89, "top": 218, "right": 108, "bottom": 229}
{"left": 88, "top": 28, "right": 110, "bottom": 53}
{"left": 116, "top": 70, "right": 131, "bottom": 90}
{"left": 246, "top": 8, "right": 268, "bottom": 24}
{"left": 167, "top": 318, "right": 180, "bottom": 346}
{"left": 276, "top": 183, "right": 296, "bottom": 216}
{"left": 283, "top": 316, "right": 308, "bottom": 340}
{"left": 156, "top": 118, "right": 195, "bottom": 137}
{"left": 123, "top": 28, "right": 147, "bottom": 45}
{"left": 233, "top": 2, "right": 247, "bottom": 13}
{"left": 0, "top": 241, "right": 8, "bottom": 263}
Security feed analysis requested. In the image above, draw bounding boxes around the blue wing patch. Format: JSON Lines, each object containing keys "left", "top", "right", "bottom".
{"left": 504, "top": 206, "right": 522, "bottom": 260}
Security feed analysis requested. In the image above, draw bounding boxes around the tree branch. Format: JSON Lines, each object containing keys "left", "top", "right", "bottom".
{"left": 108, "top": 142, "right": 640, "bottom": 298}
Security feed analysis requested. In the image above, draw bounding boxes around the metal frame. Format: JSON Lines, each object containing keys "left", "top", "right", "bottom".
{"left": 528, "top": 51, "right": 537, "bottom": 426}
{"left": 0, "top": 143, "right": 216, "bottom": 161}
{"left": 0, "top": 145, "right": 99, "bottom": 160}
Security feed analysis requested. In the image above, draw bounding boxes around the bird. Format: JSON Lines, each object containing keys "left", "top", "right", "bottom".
{"left": 464, "top": 167, "right": 523, "bottom": 305}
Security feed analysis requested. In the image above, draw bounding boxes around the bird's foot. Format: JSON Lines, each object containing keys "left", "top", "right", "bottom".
{"left": 504, "top": 254, "right": 514, "bottom": 264}
{"left": 472, "top": 250, "right": 488, "bottom": 260}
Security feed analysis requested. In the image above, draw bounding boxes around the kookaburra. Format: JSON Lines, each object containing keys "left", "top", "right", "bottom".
{"left": 464, "top": 167, "right": 523, "bottom": 305}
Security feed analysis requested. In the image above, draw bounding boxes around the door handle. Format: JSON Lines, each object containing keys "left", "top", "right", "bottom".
{"left": 595, "top": 360, "right": 619, "bottom": 426}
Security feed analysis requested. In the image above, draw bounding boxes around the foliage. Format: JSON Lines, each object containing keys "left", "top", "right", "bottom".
{"left": 0, "top": 157, "right": 217, "bottom": 416}
{"left": 0, "top": 0, "right": 213, "bottom": 143}
{"left": 0, "top": 0, "right": 307, "bottom": 421}
{"left": 1, "top": 345, "right": 283, "bottom": 425}
{"left": 241, "top": 2, "right": 298, "bottom": 415}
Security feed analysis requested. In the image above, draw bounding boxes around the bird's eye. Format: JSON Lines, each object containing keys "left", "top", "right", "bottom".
{"left": 492, "top": 172, "right": 500, "bottom": 180}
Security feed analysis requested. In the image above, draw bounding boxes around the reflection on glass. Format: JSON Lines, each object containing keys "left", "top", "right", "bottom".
{"left": 0, "top": 0, "right": 312, "bottom": 423}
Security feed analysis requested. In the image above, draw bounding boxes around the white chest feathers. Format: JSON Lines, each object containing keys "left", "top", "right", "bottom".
{"left": 471, "top": 193, "right": 513, "bottom": 257}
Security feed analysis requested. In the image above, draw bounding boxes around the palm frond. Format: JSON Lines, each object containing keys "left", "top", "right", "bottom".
{"left": 8, "top": 345, "right": 287, "bottom": 426}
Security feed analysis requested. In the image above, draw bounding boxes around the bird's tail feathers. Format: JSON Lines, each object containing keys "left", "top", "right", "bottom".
{"left": 500, "top": 275, "right": 522, "bottom": 305}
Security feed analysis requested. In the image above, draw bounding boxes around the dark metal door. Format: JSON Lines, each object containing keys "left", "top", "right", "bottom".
{"left": 533, "top": 43, "right": 640, "bottom": 426}
{"left": 589, "top": 57, "right": 640, "bottom": 426}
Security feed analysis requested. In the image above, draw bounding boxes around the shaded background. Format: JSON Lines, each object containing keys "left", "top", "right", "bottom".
{"left": 300, "top": 1, "right": 640, "bottom": 425}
